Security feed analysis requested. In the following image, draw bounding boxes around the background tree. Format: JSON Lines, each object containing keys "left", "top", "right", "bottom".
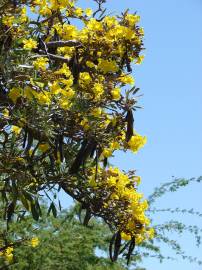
{"left": 1, "top": 177, "right": 202, "bottom": 269}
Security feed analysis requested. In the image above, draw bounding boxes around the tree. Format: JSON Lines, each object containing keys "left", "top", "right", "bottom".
{"left": 0, "top": 0, "right": 152, "bottom": 264}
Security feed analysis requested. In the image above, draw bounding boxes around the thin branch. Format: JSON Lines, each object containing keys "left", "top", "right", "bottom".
{"left": 46, "top": 40, "right": 82, "bottom": 48}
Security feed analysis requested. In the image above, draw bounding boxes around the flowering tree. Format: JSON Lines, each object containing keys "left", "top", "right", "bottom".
{"left": 0, "top": 0, "right": 154, "bottom": 264}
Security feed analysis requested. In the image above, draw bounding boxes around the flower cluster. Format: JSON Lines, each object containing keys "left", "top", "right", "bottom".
{"left": 86, "top": 166, "right": 154, "bottom": 243}
{"left": 0, "top": 247, "right": 14, "bottom": 263}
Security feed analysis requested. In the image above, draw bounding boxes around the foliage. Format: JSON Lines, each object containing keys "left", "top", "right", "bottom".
{"left": 0, "top": 203, "right": 127, "bottom": 269}
{"left": 1, "top": 177, "right": 202, "bottom": 269}
{"left": 0, "top": 0, "right": 152, "bottom": 264}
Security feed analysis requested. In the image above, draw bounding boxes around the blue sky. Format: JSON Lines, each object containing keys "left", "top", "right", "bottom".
{"left": 61, "top": 0, "right": 202, "bottom": 269}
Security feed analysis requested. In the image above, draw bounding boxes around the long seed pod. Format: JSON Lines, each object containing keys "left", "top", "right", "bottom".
{"left": 126, "top": 57, "right": 132, "bottom": 72}
{"left": 109, "top": 232, "right": 116, "bottom": 261}
{"left": 109, "top": 231, "right": 122, "bottom": 262}
{"left": 22, "top": 128, "right": 28, "bottom": 148}
{"left": 126, "top": 238, "right": 136, "bottom": 265}
{"left": 125, "top": 109, "right": 134, "bottom": 142}
{"left": 25, "top": 132, "right": 33, "bottom": 153}
{"left": 69, "top": 139, "right": 88, "bottom": 174}
{"left": 83, "top": 208, "right": 92, "bottom": 226}
{"left": 113, "top": 231, "right": 122, "bottom": 261}
{"left": 69, "top": 49, "right": 80, "bottom": 84}
{"left": 69, "top": 140, "right": 97, "bottom": 174}
{"left": 58, "top": 134, "right": 64, "bottom": 162}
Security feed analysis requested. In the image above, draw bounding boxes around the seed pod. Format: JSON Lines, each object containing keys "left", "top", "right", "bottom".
{"left": 125, "top": 109, "right": 134, "bottom": 142}
{"left": 126, "top": 238, "right": 136, "bottom": 265}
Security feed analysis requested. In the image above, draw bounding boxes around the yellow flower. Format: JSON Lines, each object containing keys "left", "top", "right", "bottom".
{"left": 56, "top": 24, "right": 78, "bottom": 40}
{"left": 80, "top": 118, "right": 89, "bottom": 130}
{"left": 92, "top": 83, "right": 104, "bottom": 97}
{"left": 4, "top": 247, "right": 14, "bottom": 263}
{"left": 87, "top": 18, "right": 103, "bottom": 31}
{"left": 101, "top": 148, "right": 112, "bottom": 158}
{"left": 97, "top": 59, "right": 119, "bottom": 74}
{"left": 38, "top": 143, "right": 49, "bottom": 152}
{"left": 61, "top": 88, "right": 75, "bottom": 99}
{"left": 119, "top": 75, "right": 135, "bottom": 85}
{"left": 33, "top": 57, "right": 49, "bottom": 71}
{"left": 8, "top": 87, "right": 21, "bottom": 103}
{"left": 11, "top": 125, "right": 22, "bottom": 135}
{"left": 147, "top": 228, "right": 155, "bottom": 239}
{"left": 121, "top": 232, "right": 131, "bottom": 241}
{"left": 23, "top": 38, "right": 37, "bottom": 50}
{"left": 91, "top": 108, "right": 102, "bottom": 117}
{"left": 136, "top": 55, "right": 145, "bottom": 65}
{"left": 49, "top": 82, "right": 62, "bottom": 95}
{"left": 111, "top": 88, "right": 121, "bottom": 100}
{"left": 2, "top": 108, "right": 9, "bottom": 117}
{"left": 85, "top": 8, "right": 92, "bottom": 17}
{"left": 104, "top": 16, "right": 118, "bottom": 27}
{"left": 55, "top": 63, "right": 71, "bottom": 77}
{"left": 59, "top": 99, "right": 71, "bottom": 110}
{"left": 20, "top": 6, "right": 28, "bottom": 23}
{"left": 135, "top": 234, "right": 144, "bottom": 244}
{"left": 86, "top": 61, "right": 95, "bottom": 68}
{"left": 2, "top": 16, "right": 15, "bottom": 27}
{"left": 139, "top": 27, "right": 144, "bottom": 36}
{"left": 36, "top": 92, "right": 51, "bottom": 105}
{"left": 128, "top": 134, "right": 147, "bottom": 153}
{"left": 79, "top": 72, "right": 92, "bottom": 85}
{"left": 30, "top": 237, "right": 39, "bottom": 248}
{"left": 109, "top": 141, "right": 120, "bottom": 150}
{"left": 74, "top": 7, "right": 83, "bottom": 17}
{"left": 125, "top": 14, "right": 140, "bottom": 26}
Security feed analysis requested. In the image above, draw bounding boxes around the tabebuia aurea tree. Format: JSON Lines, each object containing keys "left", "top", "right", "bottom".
{"left": 0, "top": 0, "right": 154, "bottom": 265}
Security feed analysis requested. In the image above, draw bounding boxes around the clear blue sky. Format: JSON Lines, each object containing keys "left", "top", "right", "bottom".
{"left": 62, "top": 0, "right": 202, "bottom": 269}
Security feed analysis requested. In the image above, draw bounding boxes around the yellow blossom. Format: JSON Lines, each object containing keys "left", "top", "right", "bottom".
{"left": 98, "top": 59, "right": 119, "bottom": 74}
{"left": 139, "top": 27, "right": 144, "bottom": 36}
{"left": 125, "top": 14, "right": 140, "bottom": 26}
{"left": 74, "top": 7, "right": 83, "bottom": 16}
{"left": 128, "top": 134, "right": 147, "bottom": 153}
{"left": 147, "top": 228, "right": 155, "bottom": 239}
{"left": 50, "top": 82, "right": 63, "bottom": 95}
{"left": 11, "top": 125, "right": 22, "bottom": 135}
{"left": 87, "top": 18, "right": 103, "bottom": 31}
{"left": 85, "top": 8, "right": 92, "bottom": 17}
{"left": 36, "top": 91, "right": 51, "bottom": 105}
{"left": 91, "top": 108, "right": 102, "bottom": 117}
{"left": 20, "top": 6, "right": 28, "bottom": 23}
{"left": 79, "top": 72, "right": 92, "bottom": 85}
{"left": 121, "top": 232, "right": 131, "bottom": 241}
{"left": 80, "top": 118, "right": 90, "bottom": 130}
{"left": 92, "top": 83, "right": 104, "bottom": 97}
{"left": 2, "top": 16, "right": 15, "bottom": 27}
{"left": 30, "top": 237, "right": 39, "bottom": 248}
{"left": 111, "top": 88, "right": 121, "bottom": 100}
{"left": 55, "top": 63, "right": 71, "bottom": 77}
{"left": 104, "top": 16, "right": 118, "bottom": 27}
{"left": 38, "top": 143, "right": 49, "bottom": 152}
{"left": 136, "top": 55, "right": 145, "bottom": 65}
{"left": 4, "top": 247, "right": 14, "bottom": 263}
{"left": 86, "top": 61, "right": 95, "bottom": 68}
{"left": 23, "top": 38, "right": 37, "bottom": 50}
{"left": 8, "top": 87, "right": 21, "bottom": 103}
{"left": 101, "top": 148, "right": 112, "bottom": 158}
{"left": 119, "top": 74, "right": 135, "bottom": 85}
{"left": 2, "top": 108, "right": 9, "bottom": 117}
{"left": 33, "top": 57, "right": 49, "bottom": 71}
